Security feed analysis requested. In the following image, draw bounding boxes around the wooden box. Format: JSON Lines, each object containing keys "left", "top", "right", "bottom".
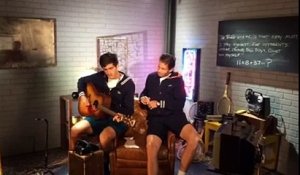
{"left": 69, "top": 150, "right": 104, "bottom": 175}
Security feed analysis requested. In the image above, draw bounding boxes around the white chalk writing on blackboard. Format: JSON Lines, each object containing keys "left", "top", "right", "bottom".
{"left": 236, "top": 58, "right": 272, "bottom": 67}
{"left": 218, "top": 34, "right": 296, "bottom": 65}
{"left": 217, "top": 16, "right": 298, "bottom": 73}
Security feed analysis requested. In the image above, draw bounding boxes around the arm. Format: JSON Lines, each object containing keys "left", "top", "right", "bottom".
{"left": 140, "top": 75, "right": 151, "bottom": 107}
{"left": 140, "top": 75, "right": 149, "bottom": 99}
{"left": 113, "top": 82, "right": 135, "bottom": 123}
{"left": 77, "top": 75, "right": 93, "bottom": 116}
{"left": 111, "top": 77, "right": 135, "bottom": 118}
{"left": 120, "top": 80, "right": 135, "bottom": 116}
{"left": 77, "top": 73, "right": 102, "bottom": 116}
{"left": 77, "top": 74, "right": 96, "bottom": 96}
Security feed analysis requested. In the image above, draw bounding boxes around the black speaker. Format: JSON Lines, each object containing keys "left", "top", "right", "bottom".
{"left": 219, "top": 134, "right": 256, "bottom": 175}
{"left": 196, "top": 101, "right": 214, "bottom": 119}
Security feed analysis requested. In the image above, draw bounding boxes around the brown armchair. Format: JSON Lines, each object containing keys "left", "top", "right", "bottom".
{"left": 109, "top": 100, "right": 176, "bottom": 175}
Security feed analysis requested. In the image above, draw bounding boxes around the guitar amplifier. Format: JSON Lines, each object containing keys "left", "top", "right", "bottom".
{"left": 69, "top": 150, "right": 104, "bottom": 175}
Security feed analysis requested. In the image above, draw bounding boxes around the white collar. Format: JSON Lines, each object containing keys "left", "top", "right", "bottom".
{"left": 159, "top": 73, "right": 171, "bottom": 83}
{"left": 107, "top": 73, "right": 124, "bottom": 89}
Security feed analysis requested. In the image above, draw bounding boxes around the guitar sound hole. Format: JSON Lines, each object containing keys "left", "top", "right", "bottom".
{"left": 93, "top": 100, "right": 99, "bottom": 109}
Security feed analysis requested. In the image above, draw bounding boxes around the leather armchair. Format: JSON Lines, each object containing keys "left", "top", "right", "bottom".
{"left": 109, "top": 100, "right": 176, "bottom": 175}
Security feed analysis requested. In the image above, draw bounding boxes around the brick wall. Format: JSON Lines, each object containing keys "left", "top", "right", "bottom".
{"left": 0, "top": 0, "right": 167, "bottom": 156}
{"left": 0, "top": 0, "right": 298, "bottom": 157}
{"left": 176, "top": 0, "right": 299, "bottom": 152}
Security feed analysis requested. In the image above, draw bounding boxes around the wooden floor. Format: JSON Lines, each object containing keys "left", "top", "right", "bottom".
{"left": 53, "top": 158, "right": 222, "bottom": 175}
{"left": 0, "top": 152, "right": 3, "bottom": 175}
{"left": 2, "top": 148, "right": 282, "bottom": 175}
{"left": 1, "top": 148, "right": 222, "bottom": 175}
{"left": 2, "top": 148, "right": 67, "bottom": 175}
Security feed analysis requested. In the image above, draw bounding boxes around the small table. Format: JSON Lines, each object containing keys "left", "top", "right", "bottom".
{"left": 204, "top": 120, "right": 222, "bottom": 154}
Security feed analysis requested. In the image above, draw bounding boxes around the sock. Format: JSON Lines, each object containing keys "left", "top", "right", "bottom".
{"left": 177, "top": 170, "right": 186, "bottom": 175}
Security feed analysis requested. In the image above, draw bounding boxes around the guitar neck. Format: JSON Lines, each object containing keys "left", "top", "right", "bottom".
{"left": 98, "top": 104, "right": 135, "bottom": 127}
{"left": 99, "top": 105, "right": 116, "bottom": 117}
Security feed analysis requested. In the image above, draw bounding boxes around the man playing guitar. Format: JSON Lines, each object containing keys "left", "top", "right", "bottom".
{"left": 70, "top": 52, "right": 135, "bottom": 175}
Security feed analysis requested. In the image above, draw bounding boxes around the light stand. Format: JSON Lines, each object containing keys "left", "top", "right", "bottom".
{"left": 26, "top": 118, "right": 54, "bottom": 175}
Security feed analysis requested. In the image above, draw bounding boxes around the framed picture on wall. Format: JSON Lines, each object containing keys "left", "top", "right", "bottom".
{"left": 0, "top": 17, "right": 56, "bottom": 69}
{"left": 96, "top": 31, "right": 147, "bottom": 77}
{"left": 182, "top": 48, "right": 201, "bottom": 102}
{"left": 96, "top": 37, "right": 128, "bottom": 74}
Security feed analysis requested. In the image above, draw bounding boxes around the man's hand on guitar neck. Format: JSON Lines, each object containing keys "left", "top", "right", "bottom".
{"left": 112, "top": 113, "right": 124, "bottom": 123}
{"left": 113, "top": 113, "right": 136, "bottom": 127}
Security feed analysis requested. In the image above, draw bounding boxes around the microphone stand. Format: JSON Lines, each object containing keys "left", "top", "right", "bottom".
{"left": 26, "top": 118, "right": 54, "bottom": 175}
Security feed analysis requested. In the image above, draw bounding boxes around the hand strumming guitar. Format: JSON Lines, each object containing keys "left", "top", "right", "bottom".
{"left": 79, "top": 95, "right": 123, "bottom": 123}
{"left": 78, "top": 95, "right": 96, "bottom": 116}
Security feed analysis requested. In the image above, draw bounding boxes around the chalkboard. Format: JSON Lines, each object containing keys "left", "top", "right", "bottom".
{"left": 216, "top": 16, "right": 298, "bottom": 73}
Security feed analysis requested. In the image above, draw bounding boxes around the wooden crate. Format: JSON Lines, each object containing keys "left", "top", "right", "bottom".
{"left": 261, "top": 134, "right": 280, "bottom": 170}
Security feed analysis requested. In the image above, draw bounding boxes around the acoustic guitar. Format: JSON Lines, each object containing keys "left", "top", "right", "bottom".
{"left": 78, "top": 83, "right": 136, "bottom": 127}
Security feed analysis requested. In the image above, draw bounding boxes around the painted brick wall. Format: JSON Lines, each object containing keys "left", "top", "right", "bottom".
{"left": 0, "top": 0, "right": 167, "bottom": 156}
{"left": 175, "top": 0, "right": 299, "bottom": 152}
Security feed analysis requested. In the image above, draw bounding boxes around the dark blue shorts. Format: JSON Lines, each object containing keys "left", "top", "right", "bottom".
{"left": 85, "top": 116, "right": 128, "bottom": 137}
{"left": 147, "top": 113, "right": 189, "bottom": 141}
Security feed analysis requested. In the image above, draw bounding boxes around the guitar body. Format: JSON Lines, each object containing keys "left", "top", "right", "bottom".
{"left": 78, "top": 83, "right": 112, "bottom": 119}
{"left": 78, "top": 83, "right": 136, "bottom": 127}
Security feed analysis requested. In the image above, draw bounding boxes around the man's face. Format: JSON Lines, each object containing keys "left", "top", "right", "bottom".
{"left": 103, "top": 63, "right": 119, "bottom": 79}
{"left": 157, "top": 61, "right": 172, "bottom": 77}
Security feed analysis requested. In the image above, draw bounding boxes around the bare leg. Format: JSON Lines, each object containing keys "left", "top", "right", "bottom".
{"left": 99, "top": 126, "right": 117, "bottom": 151}
{"left": 69, "top": 120, "right": 93, "bottom": 151}
{"left": 99, "top": 126, "right": 117, "bottom": 175}
{"left": 179, "top": 124, "right": 200, "bottom": 172}
{"left": 146, "top": 135, "right": 162, "bottom": 175}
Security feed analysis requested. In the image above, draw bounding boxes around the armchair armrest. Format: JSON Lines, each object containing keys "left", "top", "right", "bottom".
{"left": 167, "top": 131, "right": 176, "bottom": 175}
{"left": 167, "top": 131, "right": 176, "bottom": 152}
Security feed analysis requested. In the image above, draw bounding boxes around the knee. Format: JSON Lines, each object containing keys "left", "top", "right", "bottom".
{"left": 99, "top": 128, "right": 116, "bottom": 142}
{"left": 146, "top": 140, "right": 160, "bottom": 156}
{"left": 187, "top": 135, "right": 200, "bottom": 149}
{"left": 146, "top": 140, "right": 155, "bottom": 150}
{"left": 70, "top": 125, "right": 81, "bottom": 138}
{"left": 99, "top": 134, "right": 114, "bottom": 145}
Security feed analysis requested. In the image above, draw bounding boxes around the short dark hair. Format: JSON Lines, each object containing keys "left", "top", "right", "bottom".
{"left": 99, "top": 52, "right": 118, "bottom": 67}
{"left": 159, "top": 53, "right": 176, "bottom": 70}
